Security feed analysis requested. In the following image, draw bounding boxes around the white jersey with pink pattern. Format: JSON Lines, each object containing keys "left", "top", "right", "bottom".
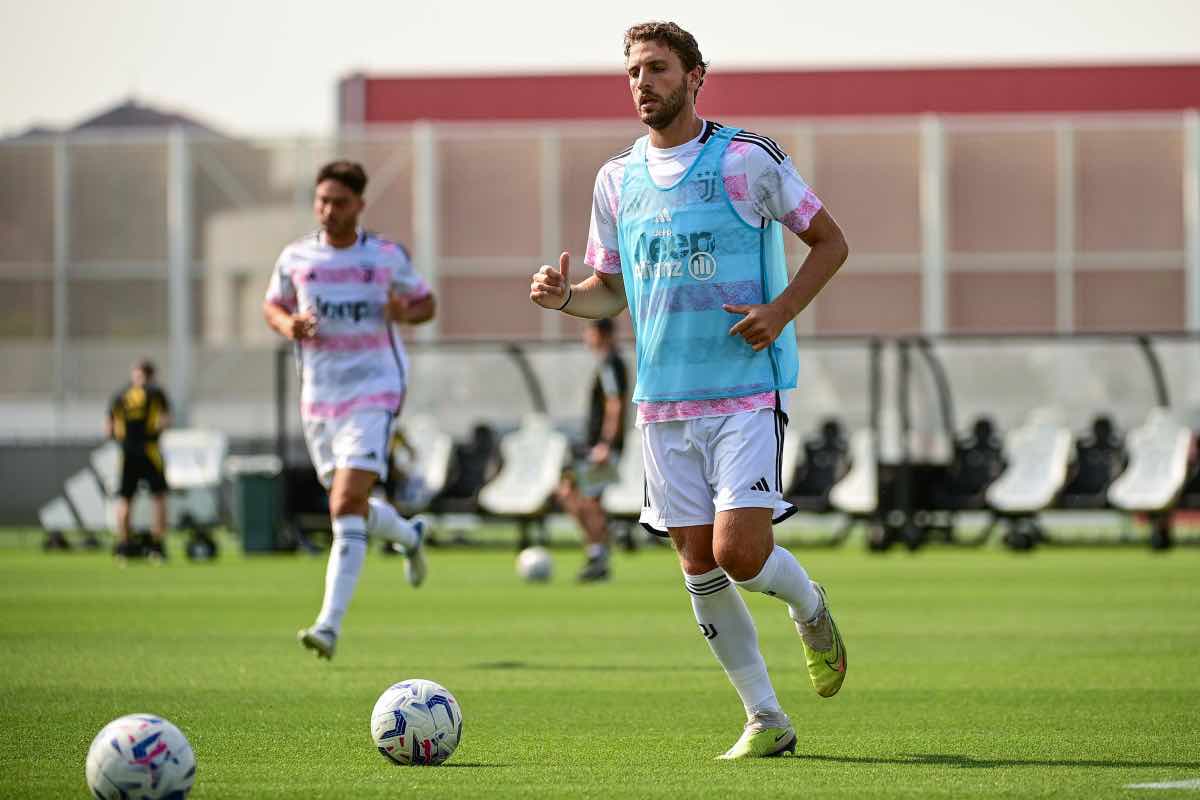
{"left": 585, "top": 120, "right": 823, "bottom": 425}
{"left": 265, "top": 229, "right": 431, "bottom": 420}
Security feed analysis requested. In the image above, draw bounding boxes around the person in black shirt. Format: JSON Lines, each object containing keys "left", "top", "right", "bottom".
{"left": 106, "top": 359, "right": 171, "bottom": 560}
{"left": 558, "top": 319, "right": 629, "bottom": 581}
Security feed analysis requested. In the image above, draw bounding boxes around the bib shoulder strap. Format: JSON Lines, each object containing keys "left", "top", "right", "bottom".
{"left": 630, "top": 134, "right": 650, "bottom": 161}
{"left": 696, "top": 124, "right": 738, "bottom": 170}
{"left": 710, "top": 124, "right": 740, "bottom": 142}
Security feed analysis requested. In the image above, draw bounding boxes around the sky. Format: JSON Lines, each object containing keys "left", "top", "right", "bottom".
{"left": 1, "top": 0, "right": 1198, "bottom": 138}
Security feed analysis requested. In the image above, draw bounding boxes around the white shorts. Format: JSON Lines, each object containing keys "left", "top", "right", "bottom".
{"left": 302, "top": 410, "right": 395, "bottom": 489}
{"left": 639, "top": 408, "right": 795, "bottom": 533}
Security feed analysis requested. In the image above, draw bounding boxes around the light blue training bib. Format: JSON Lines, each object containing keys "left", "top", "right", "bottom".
{"left": 616, "top": 125, "right": 799, "bottom": 403}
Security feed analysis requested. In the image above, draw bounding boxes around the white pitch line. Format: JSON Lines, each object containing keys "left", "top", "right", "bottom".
{"left": 1126, "top": 779, "right": 1200, "bottom": 790}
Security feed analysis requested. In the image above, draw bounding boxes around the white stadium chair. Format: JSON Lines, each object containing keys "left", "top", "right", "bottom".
{"left": 161, "top": 429, "right": 228, "bottom": 490}
{"left": 38, "top": 496, "right": 79, "bottom": 534}
{"left": 1108, "top": 408, "right": 1191, "bottom": 513}
{"left": 395, "top": 414, "right": 455, "bottom": 512}
{"left": 601, "top": 427, "right": 644, "bottom": 519}
{"left": 829, "top": 429, "right": 878, "bottom": 516}
{"left": 477, "top": 414, "right": 569, "bottom": 519}
{"left": 90, "top": 442, "right": 122, "bottom": 495}
{"left": 160, "top": 429, "right": 228, "bottom": 528}
{"left": 981, "top": 412, "right": 1074, "bottom": 549}
{"left": 64, "top": 468, "right": 111, "bottom": 533}
{"left": 986, "top": 416, "right": 1073, "bottom": 514}
{"left": 38, "top": 459, "right": 108, "bottom": 543}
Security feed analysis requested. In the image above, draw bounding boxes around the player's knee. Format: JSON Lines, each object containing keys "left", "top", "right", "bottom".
{"left": 712, "top": 539, "right": 767, "bottom": 582}
{"left": 556, "top": 483, "right": 578, "bottom": 509}
{"left": 676, "top": 543, "right": 719, "bottom": 576}
{"left": 328, "top": 490, "right": 369, "bottom": 519}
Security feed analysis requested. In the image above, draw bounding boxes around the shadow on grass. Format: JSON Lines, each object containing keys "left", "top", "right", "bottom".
{"left": 799, "top": 753, "right": 1200, "bottom": 770}
{"left": 328, "top": 661, "right": 713, "bottom": 674}
{"left": 468, "top": 661, "right": 711, "bottom": 673}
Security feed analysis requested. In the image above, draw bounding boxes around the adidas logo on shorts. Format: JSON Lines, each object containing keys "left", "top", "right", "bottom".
{"left": 749, "top": 477, "right": 771, "bottom": 492}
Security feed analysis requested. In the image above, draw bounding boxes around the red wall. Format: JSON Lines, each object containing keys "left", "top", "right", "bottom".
{"left": 345, "top": 63, "right": 1200, "bottom": 124}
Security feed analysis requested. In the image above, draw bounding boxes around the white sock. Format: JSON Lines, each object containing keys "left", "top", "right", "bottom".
{"left": 685, "top": 567, "right": 781, "bottom": 716}
{"left": 733, "top": 545, "right": 822, "bottom": 622}
{"left": 314, "top": 515, "right": 368, "bottom": 634}
{"left": 366, "top": 497, "right": 419, "bottom": 551}
{"left": 586, "top": 543, "right": 608, "bottom": 560}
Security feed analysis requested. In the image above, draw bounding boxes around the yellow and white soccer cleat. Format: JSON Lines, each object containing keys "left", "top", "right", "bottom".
{"left": 792, "top": 582, "right": 847, "bottom": 698}
{"left": 716, "top": 711, "right": 797, "bottom": 760}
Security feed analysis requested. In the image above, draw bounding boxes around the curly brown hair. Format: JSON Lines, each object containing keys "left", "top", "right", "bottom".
{"left": 623, "top": 21, "right": 708, "bottom": 97}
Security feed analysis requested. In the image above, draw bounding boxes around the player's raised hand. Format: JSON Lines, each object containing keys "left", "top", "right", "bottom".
{"left": 531, "top": 251, "right": 572, "bottom": 309}
{"left": 290, "top": 311, "right": 318, "bottom": 340}
{"left": 724, "top": 302, "right": 789, "bottom": 352}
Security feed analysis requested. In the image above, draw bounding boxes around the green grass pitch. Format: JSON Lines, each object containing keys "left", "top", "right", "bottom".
{"left": 1, "top": 533, "right": 1198, "bottom": 798}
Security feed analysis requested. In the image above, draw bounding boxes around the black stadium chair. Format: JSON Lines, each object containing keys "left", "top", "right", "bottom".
{"left": 786, "top": 418, "right": 850, "bottom": 513}
{"left": 1059, "top": 415, "right": 1127, "bottom": 509}
{"left": 930, "top": 416, "right": 1006, "bottom": 512}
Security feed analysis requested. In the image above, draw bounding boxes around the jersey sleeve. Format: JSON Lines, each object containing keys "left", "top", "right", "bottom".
{"left": 264, "top": 250, "right": 298, "bottom": 312}
{"left": 745, "top": 147, "right": 824, "bottom": 236}
{"left": 601, "top": 355, "right": 629, "bottom": 399}
{"left": 151, "top": 387, "right": 171, "bottom": 414}
{"left": 598, "top": 362, "right": 622, "bottom": 399}
{"left": 584, "top": 162, "right": 625, "bottom": 275}
{"left": 384, "top": 242, "right": 432, "bottom": 302}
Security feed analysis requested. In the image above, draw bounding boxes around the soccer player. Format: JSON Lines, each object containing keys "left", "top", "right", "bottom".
{"left": 106, "top": 359, "right": 171, "bottom": 561}
{"left": 263, "top": 160, "right": 435, "bottom": 660}
{"left": 529, "top": 22, "right": 850, "bottom": 758}
{"left": 557, "top": 318, "right": 629, "bottom": 581}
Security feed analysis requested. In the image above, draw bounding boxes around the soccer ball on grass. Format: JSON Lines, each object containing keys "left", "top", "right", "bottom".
{"left": 516, "top": 545, "right": 553, "bottom": 582}
{"left": 86, "top": 713, "right": 195, "bottom": 799}
{"left": 371, "top": 679, "right": 462, "bottom": 766}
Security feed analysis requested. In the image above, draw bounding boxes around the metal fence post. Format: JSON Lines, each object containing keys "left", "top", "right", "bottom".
{"left": 412, "top": 122, "right": 440, "bottom": 341}
{"left": 540, "top": 130, "right": 563, "bottom": 341}
{"left": 792, "top": 124, "right": 817, "bottom": 336}
{"left": 1055, "top": 121, "right": 1076, "bottom": 333}
{"left": 52, "top": 135, "right": 70, "bottom": 432}
{"left": 919, "top": 115, "right": 947, "bottom": 335}
{"left": 167, "top": 126, "right": 193, "bottom": 423}
{"left": 1185, "top": 109, "right": 1200, "bottom": 333}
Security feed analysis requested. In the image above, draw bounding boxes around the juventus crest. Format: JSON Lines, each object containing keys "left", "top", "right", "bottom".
{"left": 688, "top": 169, "right": 720, "bottom": 203}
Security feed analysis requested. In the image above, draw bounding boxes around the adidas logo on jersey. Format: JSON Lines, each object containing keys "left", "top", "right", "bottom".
{"left": 655, "top": 207, "right": 672, "bottom": 224}
{"left": 749, "top": 477, "right": 771, "bottom": 492}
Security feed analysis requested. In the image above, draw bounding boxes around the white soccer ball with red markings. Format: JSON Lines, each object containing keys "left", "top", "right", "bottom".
{"left": 85, "top": 713, "right": 196, "bottom": 799}
{"left": 371, "top": 679, "right": 462, "bottom": 766}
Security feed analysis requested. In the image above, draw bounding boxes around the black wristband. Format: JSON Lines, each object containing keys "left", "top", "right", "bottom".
{"left": 555, "top": 285, "right": 573, "bottom": 311}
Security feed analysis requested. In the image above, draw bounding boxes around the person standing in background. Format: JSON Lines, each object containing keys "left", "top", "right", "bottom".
{"left": 107, "top": 359, "right": 171, "bottom": 562}
{"left": 558, "top": 318, "right": 629, "bottom": 581}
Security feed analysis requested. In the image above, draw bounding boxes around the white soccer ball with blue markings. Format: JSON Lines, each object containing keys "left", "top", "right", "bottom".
{"left": 371, "top": 679, "right": 462, "bottom": 766}
{"left": 85, "top": 713, "right": 196, "bottom": 799}
{"left": 516, "top": 545, "right": 553, "bottom": 582}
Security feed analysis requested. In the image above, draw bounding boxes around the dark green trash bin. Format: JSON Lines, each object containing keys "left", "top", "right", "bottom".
{"left": 227, "top": 455, "right": 283, "bottom": 553}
